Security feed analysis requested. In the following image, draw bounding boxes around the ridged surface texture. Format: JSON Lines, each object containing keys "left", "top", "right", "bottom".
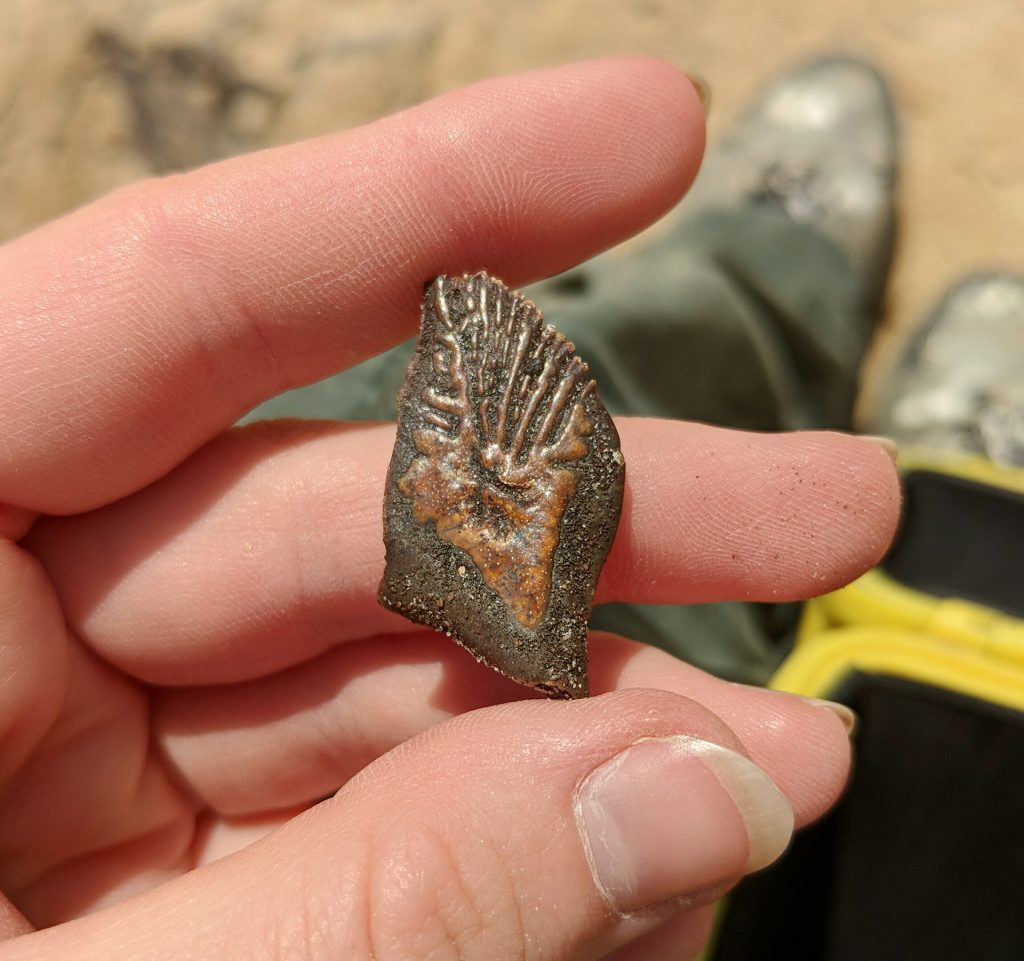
{"left": 379, "top": 272, "right": 625, "bottom": 698}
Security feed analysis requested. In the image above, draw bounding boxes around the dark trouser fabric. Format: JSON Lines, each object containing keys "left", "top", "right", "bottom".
{"left": 244, "top": 205, "right": 869, "bottom": 684}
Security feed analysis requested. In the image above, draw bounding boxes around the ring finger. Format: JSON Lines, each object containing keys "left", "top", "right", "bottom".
{"left": 154, "top": 630, "right": 853, "bottom": 826}
{"left": 27, "top": 418, "right": 899, "bottom": 685}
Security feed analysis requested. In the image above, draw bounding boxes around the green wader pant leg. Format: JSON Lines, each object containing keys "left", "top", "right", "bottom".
{"left": 243, "top": 207, "right": 868, "bottom": 685}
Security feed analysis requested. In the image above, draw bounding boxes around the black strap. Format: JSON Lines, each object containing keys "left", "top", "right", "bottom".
{"left": 882, "top": 468, "right": 1024, "bottom": 618}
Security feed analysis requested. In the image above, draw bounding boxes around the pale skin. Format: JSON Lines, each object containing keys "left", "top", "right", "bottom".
{"left": 0, "top": 57, "right": 900, "bottom": 960}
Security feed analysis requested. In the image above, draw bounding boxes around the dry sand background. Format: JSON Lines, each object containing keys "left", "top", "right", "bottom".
{"left": 3, "top": 0, "right": 1023, "bottom": 405}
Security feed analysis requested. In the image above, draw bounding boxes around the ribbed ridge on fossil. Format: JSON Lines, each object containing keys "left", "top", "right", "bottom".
{"left": 398, "top": 273, "right": 595, "bottom": 629}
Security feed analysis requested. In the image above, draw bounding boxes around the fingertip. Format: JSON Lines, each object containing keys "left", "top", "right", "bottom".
{"left": 550, "top": 56, "right": 707, "bottom": 231}
{"left": 569, "top": 54, "right": 708, "bottom": 175}
{"left": 701, "top": 684, "right": 853, "bottom": 829}
{"left": 587, "top": 633, "right": 854, "bottom": 828}
{"left": 761, "top": 689, "right": 855, "bottom": 826}
{"left": 424, "top": 56, "right": 707, "bottom": 279}
{"left": 809, "top": 429, "right": 903, "bottom": 571}
{"left": 602, "top": 420, "right": 903, "bottom": 604}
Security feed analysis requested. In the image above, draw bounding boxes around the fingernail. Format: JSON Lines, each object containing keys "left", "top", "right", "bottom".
{"left": 575, "top": 736, "right": 793, "bottom": 913}
{"left": 685, "top": 71, "right": 712, "bottom": 116}
{"left": 804, "top": 697, "right": 858, "bottom": 736}
{"left": 861, "top": 434, "right": 899, "bottom": 463}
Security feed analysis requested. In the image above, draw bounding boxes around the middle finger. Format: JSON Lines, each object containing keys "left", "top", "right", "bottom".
{"left": 28, "top": 418, "right": 899, "bottom": 684}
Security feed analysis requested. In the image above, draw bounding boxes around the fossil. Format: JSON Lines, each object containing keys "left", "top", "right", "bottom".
{"left": 378, "top": 272, "right": 624, "bottom": 698}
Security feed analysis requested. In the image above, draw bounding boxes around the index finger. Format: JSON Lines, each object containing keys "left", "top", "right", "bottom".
{"left": 0, "top": 56, "right": 704, "bottom": 515}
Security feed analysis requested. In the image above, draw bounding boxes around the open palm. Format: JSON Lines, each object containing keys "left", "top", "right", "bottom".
{"left": 0, "top": 59, "right": 898, "bottom": 960}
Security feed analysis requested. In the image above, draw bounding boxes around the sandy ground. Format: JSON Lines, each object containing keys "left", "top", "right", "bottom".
{"left": 2, "top": 0, "right": 1023, "bottom": 406}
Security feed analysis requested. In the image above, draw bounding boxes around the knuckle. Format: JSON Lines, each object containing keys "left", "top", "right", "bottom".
{"left": 111, "top": 175, "right": 213, "bottom": 317}
{"left": 107, "top": 176, "right": 286, "bottom": 401}
{"left": 363, "top": 816, "right": 528, "bottom": 961}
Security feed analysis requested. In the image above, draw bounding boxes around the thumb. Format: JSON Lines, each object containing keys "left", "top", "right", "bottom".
{"left": 8, "top": 690, "right": 799, "bottom": 961}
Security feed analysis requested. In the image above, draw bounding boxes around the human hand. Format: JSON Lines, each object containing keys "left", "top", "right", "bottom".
{"left": 0, "top": 58, "right": 899, "bottom": 960}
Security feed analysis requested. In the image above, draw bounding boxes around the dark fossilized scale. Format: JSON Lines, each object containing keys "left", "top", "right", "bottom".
{"left": 378, "top": 272, "right": 624, "bottom": 698}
